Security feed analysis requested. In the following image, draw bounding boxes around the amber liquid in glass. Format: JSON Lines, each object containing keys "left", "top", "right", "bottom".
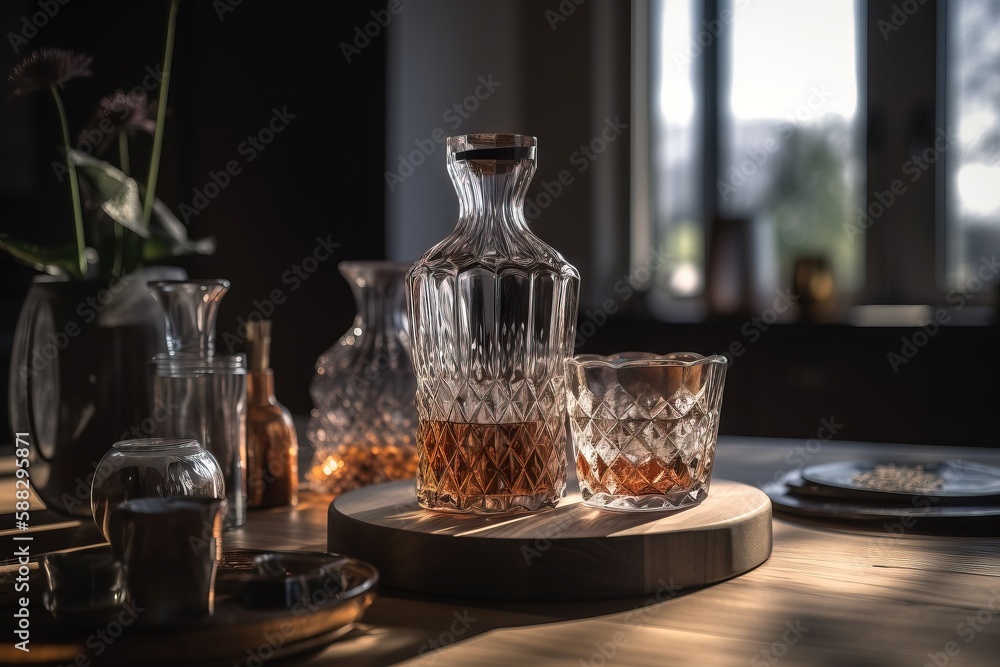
{"left": 416, "top": 419, "right": 561, "bottom": 512}
{"left": 575, "top": 448, "right": 695, "bottom": 497}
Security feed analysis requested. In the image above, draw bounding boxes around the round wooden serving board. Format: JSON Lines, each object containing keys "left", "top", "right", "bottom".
{"left": 328, "top": 479, "right": 772, "bottom": 601}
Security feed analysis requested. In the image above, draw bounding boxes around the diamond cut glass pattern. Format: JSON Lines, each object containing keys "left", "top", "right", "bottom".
{"left": 306, "top": 262, "right": 419, "bottom": 495}
{"left": 406, "top": 134, "right": 580, "bottom": 514}
{"left": 566, "top": 352, "right": 728, "bottom": 511}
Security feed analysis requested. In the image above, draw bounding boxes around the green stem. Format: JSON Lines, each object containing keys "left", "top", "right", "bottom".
{"left": 114, "top": 131, "right": 128, "bottom": 275}
{"left": 113, "top": 225, "right": 125, "bottom": 275}
{"left": 142, "top": 0, "right": 179, "bottom": 229}
{"left": 118, "top": 130, "right": 130, "bottom": 176}
{"left": 51, "top": 85, "right": 87, "bottom": 279}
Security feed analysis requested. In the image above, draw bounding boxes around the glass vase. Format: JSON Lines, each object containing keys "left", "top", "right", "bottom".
{"left": 306, "top": 260, "right": 418, "bottom": 494}
{"left": 406, "top": 133, "right": 581, "bottom": 514}
{"left": 147, "top": 279, "right": 248, "bottom": 529}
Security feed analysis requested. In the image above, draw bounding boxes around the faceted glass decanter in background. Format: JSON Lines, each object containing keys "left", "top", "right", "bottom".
{"left": 307, "top": 261, "right": 419, "bottom": 495}
{"left": 406, "top": 133, "right": 581, "bottom": 514}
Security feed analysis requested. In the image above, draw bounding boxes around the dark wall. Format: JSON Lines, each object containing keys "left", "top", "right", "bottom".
{"left": 2, "top": 1, "right": 998, "bottom": 450}
{"left": 578, "top": 315, "right": 1000, "bottom": 448}
{"left": 0, "top": 0, "right": 389, "bottom": 433}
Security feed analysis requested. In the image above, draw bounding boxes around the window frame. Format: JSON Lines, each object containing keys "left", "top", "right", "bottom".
{"left": 632, "top": 0, "right": 999, "bottom": 324}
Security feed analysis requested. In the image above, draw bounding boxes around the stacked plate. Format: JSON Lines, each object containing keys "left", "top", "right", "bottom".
{"left": 1, "top": 548, "right": 379, "bottom": 667}
{"left": 763, "top": 459, "right": 1000, "bottom": 535}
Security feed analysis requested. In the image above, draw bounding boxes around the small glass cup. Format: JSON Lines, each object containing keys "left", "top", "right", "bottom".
{"left": 565, "top": 352, "right": 728, "bottom": 511}
{"left": 42, "top": 551, "right": 125, "bottom": 619}
{"left": 91, "top": 438, "right": 226, "bottom": 556}
{"left": 117, "top": 496, "right": 226, "bottom": 624}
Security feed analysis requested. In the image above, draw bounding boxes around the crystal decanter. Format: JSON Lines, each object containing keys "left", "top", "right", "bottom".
{"left": 306, "top": 261, "right": 419, "bottom": 495}
{"left": 406, "top": 133, "right": 580, "bottom": 514}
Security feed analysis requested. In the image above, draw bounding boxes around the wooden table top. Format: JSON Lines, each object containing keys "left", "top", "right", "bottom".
{"left": 6, "top": 435, "right": 1000, "bottom": 666}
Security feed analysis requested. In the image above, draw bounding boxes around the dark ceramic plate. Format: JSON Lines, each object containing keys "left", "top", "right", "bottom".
{"left": 0, "top": 548, "right": 379, "bottom": 667}
{"left": 764, "top": 470, "right": 1000, "bottom": 536}
{"left": 224, "top": 550, "right": 349, "bottom": 609}
{"left": 798, "top": 459, "right": 1000, "bottom": 504}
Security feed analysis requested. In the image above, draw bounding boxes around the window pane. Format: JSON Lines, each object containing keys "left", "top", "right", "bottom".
{"left": 945, "top": 0, "right": 1000, "bottom": 290}
{"left": 650, "top": 0, "right": 703, "bottom": 300}
{"left": 721, "top": 0, "right": 863, "bottom": 299}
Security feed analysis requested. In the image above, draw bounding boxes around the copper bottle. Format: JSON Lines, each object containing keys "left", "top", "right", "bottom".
{"left": 246, "top": 321, "right": 298, "bottom": 508}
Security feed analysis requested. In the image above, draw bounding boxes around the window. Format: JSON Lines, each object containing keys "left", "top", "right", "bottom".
{"left": 635, "top": 0, "right": 1000, "bottom": 322}
{"left": 944, "top": 0, "right": 1000, "bottom": 288}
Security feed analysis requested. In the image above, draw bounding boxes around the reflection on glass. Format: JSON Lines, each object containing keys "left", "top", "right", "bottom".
{"left": 723, "top": 0, "right": 862, "bottom": 302}
{"left": 945, "top": 0, "right": 1000, "bottom": 289}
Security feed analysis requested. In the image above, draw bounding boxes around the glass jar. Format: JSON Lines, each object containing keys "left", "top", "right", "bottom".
{"left": 90, "top": 437, "right": 226, "bottom": 554}
{"left": 406, "top": 134, "right": 581, "bottom": 514}
{"left": 147, "top": 279, "right": 248, "bottom": 529}
{"left": 149, "top": 353, "right": 247, "bottom": 528}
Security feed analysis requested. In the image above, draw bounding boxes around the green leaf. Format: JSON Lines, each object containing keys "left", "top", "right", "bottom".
{"left": 69, "top": 149, "right": 149, "bottom": 238}
{"left": 63, "top": 150, "right": 217, "bottom": 269}
{"left": 135, "top": 183, "right": 207, "bottom": 246}
{"left": 0, "top": 236, "right": 80, "bottom": 277}
{"left": 137, "top": 184, "right": 217, "bottom": 257}
{"left": 150, "top": 197, "right": 190, "bottom": 243}
{"left": 140, "top": 234, "right": 217, "bottom": 263}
